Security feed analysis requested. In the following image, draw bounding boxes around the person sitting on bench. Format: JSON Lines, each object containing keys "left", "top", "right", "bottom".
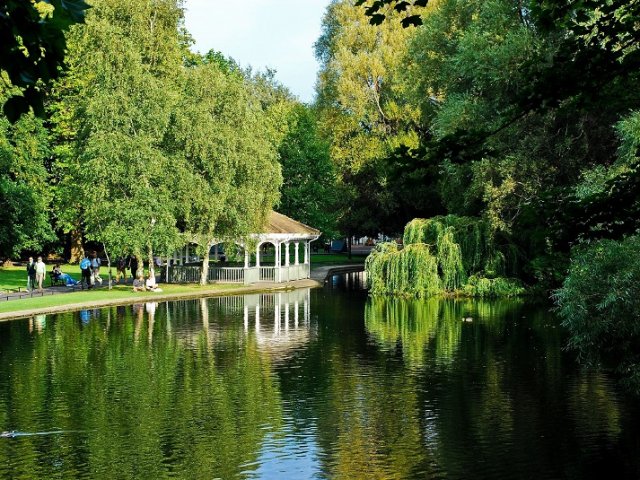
{"left": 51, "top": 265, "right": 63, "bottom": 285}
{"left": 53, "top": 265, "right": 79, "bottom": 287}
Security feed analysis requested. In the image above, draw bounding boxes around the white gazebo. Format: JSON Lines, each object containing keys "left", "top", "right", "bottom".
{"left": 166, "top": 212, "right": 321, "bottom": 285}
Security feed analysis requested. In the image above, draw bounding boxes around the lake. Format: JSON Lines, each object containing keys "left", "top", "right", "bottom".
{"left": 0, "top": 273, "right": 638, "bottom": 479}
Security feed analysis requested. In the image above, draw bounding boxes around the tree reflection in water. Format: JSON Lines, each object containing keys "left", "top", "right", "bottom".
{"left": 0, "top": 289, "right": 313, "bottom": 479}
{"left": 0, "top": 290, "right": 636, "bottom": 479}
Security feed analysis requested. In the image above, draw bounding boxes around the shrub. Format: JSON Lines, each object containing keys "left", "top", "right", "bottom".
{"left": 555, "top": 235, "right": 640, "bottom": 392}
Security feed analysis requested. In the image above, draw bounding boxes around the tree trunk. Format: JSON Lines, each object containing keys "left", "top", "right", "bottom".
{"left": 103, "top": 243, "right": 112, "bottom": 290}
{"left": 199, "top": 242, "right": 213, "bottom": 286}
{"left": 148, "top": 244, "right": 155, "bottom": 280}
{"left": 69, "top": 229, "right": 84, "bottom": 263}
{"left": 135, "top": 253, "right": 145, "bottom": 279}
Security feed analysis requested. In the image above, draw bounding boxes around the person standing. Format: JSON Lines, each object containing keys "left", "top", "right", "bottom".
{"left": 35, "top": 256, "right": 46, "bottom": 292}
{"left": 116, "top": 256, "right": 128, "bottom": 283}
{"left": 26, "top": 257, "right": 36, "bottom": 292}
{"left": 129, "top": 256, "right": 139, "bottom": 280}
{"left": 80, "top": 254, "right": 92, "bottom": 289}
{"left": 90, "top": 251, "right": 102, "bottom": 286}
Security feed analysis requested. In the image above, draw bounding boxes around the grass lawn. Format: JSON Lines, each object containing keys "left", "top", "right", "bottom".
{"left": 0, "top": 283, "right": 238, "bottom": 315}
{"left": 1, "top": 263, "right": 86, "bottom": 291}
{"left": 0, "top": 253, "right": 364, "bottom": 316}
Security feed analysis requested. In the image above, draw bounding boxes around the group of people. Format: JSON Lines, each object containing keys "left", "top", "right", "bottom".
{"left": 25, "top": 257, "right": 47, "bottom": 292}
{"left": 79, "top": 251, "right": 102, "bottom": 289}
{"left": 132, "top": 274, "right": 162, "bottom": 293}
{"left": 25, "top": 252, "right": 164, "bottom": 293}
{"left": 114, "top": 256, "right": 163, "bottom": 284}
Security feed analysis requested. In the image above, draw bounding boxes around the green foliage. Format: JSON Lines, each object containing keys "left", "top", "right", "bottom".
{"left": 555, "top": 235, "right": 640, "bottom": 392}
{"left": 315, "top": 0, "right": 427, "bottom": 236}
{"left": 462, "top": 275, "right": 525, "bottom": 298}
{"left": 278, "top": 105, "right": 338, "bottom": 238}
{"left": 0, "top": 0, "right": 89, "bottom": 121}
{"left": 0, "top": 106, "right": 55, "bottom": 257}
{"left": 367, "top": 215, "right": 523, "bottom": 297}
{"left": 404, "top": 216, "right": 512, "bottom": 277}
{"left": 366, "top": 242, "right": 440, "bottom": 298}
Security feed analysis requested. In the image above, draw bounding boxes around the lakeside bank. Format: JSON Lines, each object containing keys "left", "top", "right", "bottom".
{"left": 0, "top": 279, "right": 325, "bottom": 322}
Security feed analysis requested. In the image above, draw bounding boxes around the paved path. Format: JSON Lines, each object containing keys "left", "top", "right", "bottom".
{"left": 310, "top": 264, "right": 365, "bottom": 283}
{"left": 0, "top": 280, "right": 128, "bottom": 302}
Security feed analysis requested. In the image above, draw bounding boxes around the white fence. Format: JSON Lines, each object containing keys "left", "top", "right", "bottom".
{"left": 164, "top": 264, "right": 310, "bottom": 285}
{"left": 260, "top": 267, "right": 276, "bottom": 282}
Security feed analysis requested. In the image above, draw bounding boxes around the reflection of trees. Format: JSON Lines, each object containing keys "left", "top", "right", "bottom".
{"left": 362, "top": 296, "right": 628, "bottom": 478}
{"left": 313, "top": 351, "right": 429, "bottom": 479}
{"left": 0, "top": 292, "right": 633, "bottom": 479}
{"left": 0, "top": 303, "right": 282, "bottom": 479}
{"left": 365, "top": 297, "right": 464, "bottom": 367}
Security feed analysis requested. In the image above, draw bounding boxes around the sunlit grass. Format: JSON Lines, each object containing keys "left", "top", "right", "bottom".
{"left": 0, "top": 283, "right": 238, "bottom": 315}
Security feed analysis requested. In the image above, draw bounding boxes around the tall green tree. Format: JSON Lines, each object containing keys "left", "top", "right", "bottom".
{"left": 54, "top": 0, "right": 189, "bottom": 274}
{"left": 315, "top": 0, "right": 428, "bottom": 237}
{"left": 278, "top": 104, "right": 337, "bottom": 238}
{"left": 0, "top": 94, "right": 55, "bottom": 258}
{"left": 168, "top": 59, "right": 282, "bottom": 285}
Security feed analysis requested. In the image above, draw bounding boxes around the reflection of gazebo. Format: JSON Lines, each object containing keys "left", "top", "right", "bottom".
{"left": 167, "top": 212, "right": 321, "bottom": 285}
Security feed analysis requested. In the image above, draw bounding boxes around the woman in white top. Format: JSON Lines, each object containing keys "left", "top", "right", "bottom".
{"left": 145, "top": 275, "right": 162, "bottom": 293}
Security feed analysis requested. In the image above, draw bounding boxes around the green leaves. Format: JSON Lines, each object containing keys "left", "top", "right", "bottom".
{"left": 0, "top": 0, "right": 89, "bottom": 122}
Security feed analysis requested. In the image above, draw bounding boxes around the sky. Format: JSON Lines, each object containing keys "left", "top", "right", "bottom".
{"left": 183, "top": 0, "right": 331, "bottom": 103}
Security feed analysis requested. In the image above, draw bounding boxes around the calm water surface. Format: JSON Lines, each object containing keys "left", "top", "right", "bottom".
{"left": 0, "top": 274, "right": 638, "bottom": 479}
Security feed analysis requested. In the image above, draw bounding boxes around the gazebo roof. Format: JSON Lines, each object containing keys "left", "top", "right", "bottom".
{"left": 263, "top": 212, "right": 321, "bottom": 236}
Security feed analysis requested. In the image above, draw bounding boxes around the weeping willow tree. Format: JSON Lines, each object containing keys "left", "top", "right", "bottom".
{"left": 366, "top": 216, "right": 524, "bottom": 297}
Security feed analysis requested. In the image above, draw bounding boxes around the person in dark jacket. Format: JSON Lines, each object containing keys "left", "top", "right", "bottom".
{"left": 80, "top": 254, "right": 92, "bottom": 289}
{"left": 26, "top": 257, "right": 36, "bottom": 292}
{"left": 129, "top": 256, "right": 139, "bottom": 280}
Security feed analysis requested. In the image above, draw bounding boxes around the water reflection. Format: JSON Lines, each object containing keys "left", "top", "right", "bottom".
{"left": 0, "top": 288, "right": 638, "bottom": 479}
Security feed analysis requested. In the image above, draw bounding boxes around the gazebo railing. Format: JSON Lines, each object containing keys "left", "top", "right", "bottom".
{"left": 165, "top": 265, "right": 201, "bottom": 283}
{"left": 208, "top": 267, "right": 244, "bottom": 283}
{"left": 163, "top": 265, "right": 244, "bottom": 284}
{"left": 259, "top": 267, "right": 276, "bottom": 282}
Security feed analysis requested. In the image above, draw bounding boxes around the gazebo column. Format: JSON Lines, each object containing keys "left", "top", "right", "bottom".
{"left": 244, "top": 249, "right": 249, "bottom": 269}
{"left": 284, "top": 243, "right": 290, "bottom": 283}
{"left": 294, "top": 242, "right": 300, "bottom": 265}
{"left": 304, "top": 241, "right": 309, "bottom": 264}
{"left": 256, "top": 243, "right": 261, "bottom": 268}
{"left": 275, "top": 242, "right": 281, "bottom": 282}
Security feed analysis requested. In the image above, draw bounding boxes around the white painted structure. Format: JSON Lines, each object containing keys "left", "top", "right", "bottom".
{"left": 166, "top": 212, "right": 321, "bottom": 285}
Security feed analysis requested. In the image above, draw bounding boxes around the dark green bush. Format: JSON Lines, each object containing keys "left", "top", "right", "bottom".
{"left": 555, "top": 235, "right": 640, "bottom": 392}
